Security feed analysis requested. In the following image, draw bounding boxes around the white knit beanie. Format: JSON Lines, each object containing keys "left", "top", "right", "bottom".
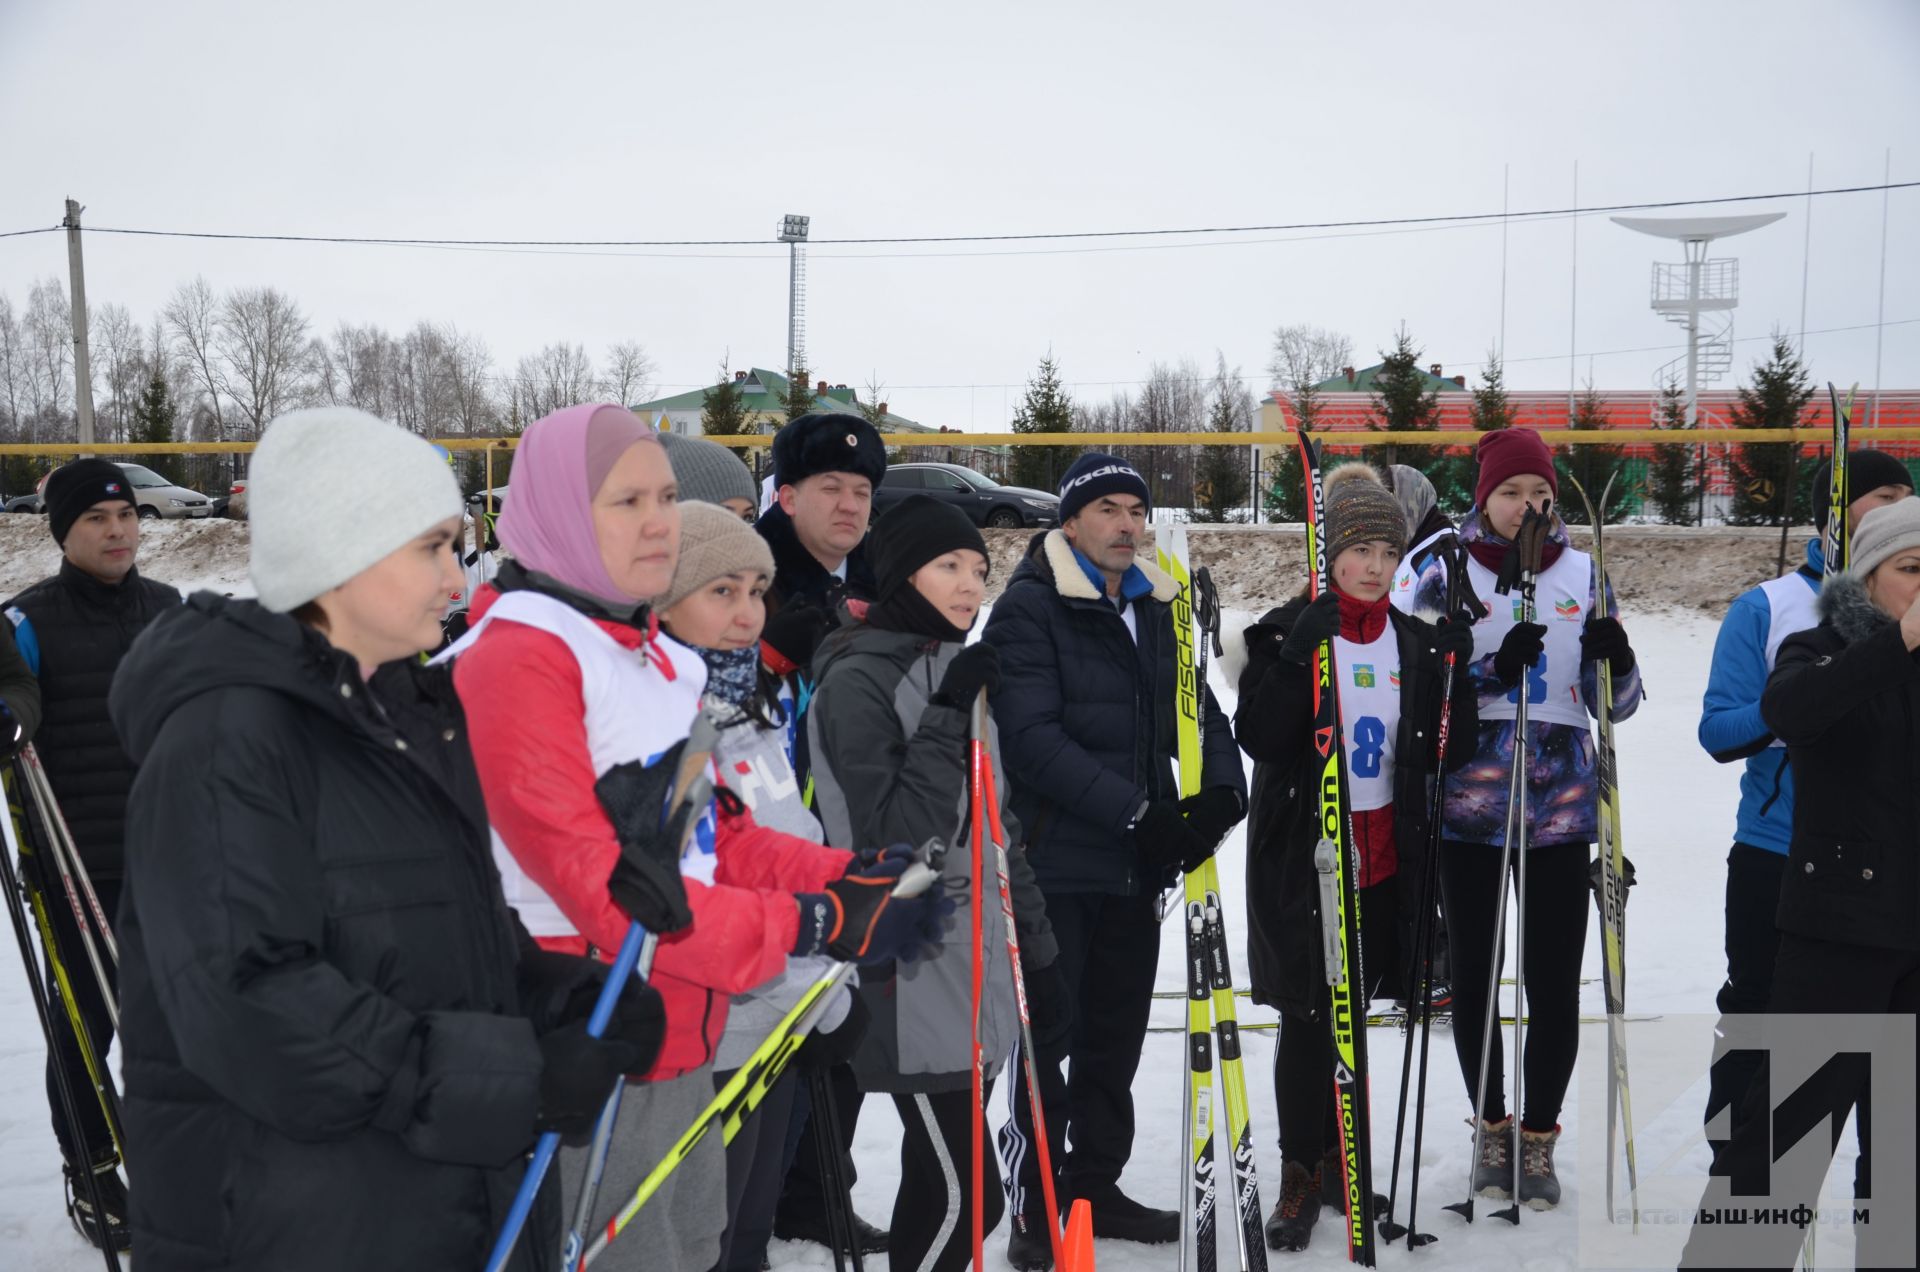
{"left": 1848, "top": 495, "right": 1920, "bottom": 581}
{"left": 248, "top": 407, "right": 464, "bottom": 613}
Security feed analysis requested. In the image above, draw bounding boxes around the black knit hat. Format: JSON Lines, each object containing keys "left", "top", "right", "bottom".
{"left": 869, "top": 495, "right": 989, "bottom": 599}
{"left": 772, "top": 413, "right": 887, "bottom": 490}
{"left": 45, "top": 458, "right": 137, "bottom": 545}
{"left": 1057, "top": 451, "right": 1151, "bottom": 523}
{"left": 1811, "top": 449, "right": 1915, "bottom": 531}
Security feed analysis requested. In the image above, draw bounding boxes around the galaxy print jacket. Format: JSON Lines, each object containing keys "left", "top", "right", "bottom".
{"left": 1404, "top": 507, "right": 1643, "bottom": 848}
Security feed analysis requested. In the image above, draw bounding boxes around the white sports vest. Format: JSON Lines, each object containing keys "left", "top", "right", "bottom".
{"left": 1391, "top": 526, "right": 1451, "bottom": 605}
{"left": 1466, "top": 546, "right": 1596, "bottom": 729}
{"left": 1756, "top": 572, "right": 1821, "bottom": 749}
{"left": 441, "top": 590, "right": 712, "bottom": 939}
{"left": 1333, "top": 625, "right": 1401, "bottom": 811}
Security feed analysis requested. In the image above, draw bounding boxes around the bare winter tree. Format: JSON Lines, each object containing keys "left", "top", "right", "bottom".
{"left": 1266, "top": 323, "right": 1354, "bottom": 391}
{"left": 446, "top": 328, "right": 496, "bottom": 436}
{"left": 0, "top": 293, "right": 24, "bottom": 439}
{"left": 603, "top": 341, "right": 655, "bottom": 407}
{"left": 513, "top": 343, "right": 597, "bottom": 420}
{"left": 217, "top": 286, "right": 312, "bottom": 439}
{"left": 1129, "top": 359, "right": 1208, "bottom": 507}
{"left": 95, "top": 302, "right": 141, "bottom": 443}
{"left": 165, "top": 277, "right": 229, "bottom": 442}
{"left": 25, "top": 277, "right": 72, "bottom": 426}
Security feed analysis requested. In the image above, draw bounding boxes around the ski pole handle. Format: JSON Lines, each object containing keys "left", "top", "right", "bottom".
{"left": 1315, "top": 838, "right": 1343, "bottom": 986}
{"left": 483, "top": 921, "right": 649, "bottom": 1272}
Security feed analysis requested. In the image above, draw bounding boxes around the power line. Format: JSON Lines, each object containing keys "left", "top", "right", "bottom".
{"left": 0, "top": 180, "right": 1911, "bottom": 253}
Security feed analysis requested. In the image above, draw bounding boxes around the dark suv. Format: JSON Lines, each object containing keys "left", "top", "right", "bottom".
{"left": 872, "top": 462, "right": 1059, "bottom": 529}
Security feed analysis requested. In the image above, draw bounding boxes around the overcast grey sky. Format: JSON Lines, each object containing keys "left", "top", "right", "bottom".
{"left": 2, "top": 0, "right": 1916, "bottom": 430}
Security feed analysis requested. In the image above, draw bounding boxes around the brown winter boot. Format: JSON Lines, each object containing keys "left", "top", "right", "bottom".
{"left": 1263, "top": 1160, "right": 1321, "bottom": 1252}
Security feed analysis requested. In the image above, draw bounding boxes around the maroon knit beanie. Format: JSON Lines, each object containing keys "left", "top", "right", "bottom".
{"left": 1474, "top": 429, "right": 1559, "bottom": 509}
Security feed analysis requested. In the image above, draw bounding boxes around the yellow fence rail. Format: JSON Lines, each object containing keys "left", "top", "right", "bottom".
{"left": 4, "top": 427, "right": 1920, "bottom": 458}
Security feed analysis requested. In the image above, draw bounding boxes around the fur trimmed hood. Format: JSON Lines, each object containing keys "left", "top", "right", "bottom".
{"left": 1817, "top": 573, "right": 1896, "bottom": 646}
{"left": 1033, "top": 528, "right": 1179, "bottom": 604}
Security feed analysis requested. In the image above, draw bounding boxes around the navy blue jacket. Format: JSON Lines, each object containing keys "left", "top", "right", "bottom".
{"left": 982, "top": 530, "right": 1244, "bottom": 895}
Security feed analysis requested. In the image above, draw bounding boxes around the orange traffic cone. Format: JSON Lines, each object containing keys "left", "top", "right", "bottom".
{"left": 1061, "top": 1198, "right": 1097, "bottom": 1272}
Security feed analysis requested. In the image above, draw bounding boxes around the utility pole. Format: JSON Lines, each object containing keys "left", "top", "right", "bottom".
{"left": 63, "top": 198, "right": 96, "bottom": 450}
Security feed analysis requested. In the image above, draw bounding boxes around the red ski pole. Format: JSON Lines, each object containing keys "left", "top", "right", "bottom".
{"left": 975, "top": 693, "right": 1069, "bottom": 1266}
{"left": 968, "top": 695, "right": 990, "bottom": 1270}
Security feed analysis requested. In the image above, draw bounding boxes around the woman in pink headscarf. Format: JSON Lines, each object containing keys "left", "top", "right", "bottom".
{"left": 452, "top": 405, "right": 942, "bottom": 1269}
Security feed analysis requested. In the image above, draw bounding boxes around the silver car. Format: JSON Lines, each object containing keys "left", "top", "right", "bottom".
{"left": 117, "top": 464, "right": 214, "bottom": 519}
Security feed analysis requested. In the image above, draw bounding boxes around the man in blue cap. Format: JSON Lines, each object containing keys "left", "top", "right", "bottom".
{"left": 983, "top": 452, "right": 1246, "bottom": 1268}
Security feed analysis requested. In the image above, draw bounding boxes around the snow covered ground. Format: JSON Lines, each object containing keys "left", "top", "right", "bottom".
{"left": 0, "top": 609, "right": 1860, "bottom": 1269}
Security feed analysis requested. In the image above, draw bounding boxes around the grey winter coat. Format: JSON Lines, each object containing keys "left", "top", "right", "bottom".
{"left": 807, "top": 618, "right": 1057, "bottom": 1094}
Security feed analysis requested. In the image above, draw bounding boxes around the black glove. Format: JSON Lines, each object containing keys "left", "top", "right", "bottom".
{"left": 535, "top": 1023, "right": 640, "bottom": 1141}
{"left": 1177, "top": 787, "right": 1243, "bottom": 852}
{"left": 1133, "top": 800, "right": 1213, "bottom": 877}
{"left": 1277, "top": 592, "right": 1343, "bottom": 666}
{"left": 1580, "top": 616, "right": 1635, "bottom": 674}
{"left": 598, "top": 748, "right": 698, "bottom": 935}
{"left": 793, "top": 854, "right": 955, "bottom": 964}
{"left": 599, "top": 973, "right": 667, "bottom": 1076}
{"left": 1432, "top": 616, "right": 1476, "bottom": 665}
{"left": 794, "top": 987, "right": 871, "bottom": 1071}
{"left": 1491, "top": 622, "right": 1548, "bottom": 687}
{"left": 932, "top": 643, "right": 1001, "bottom": 708}
{"left": 762, "top": 604, "right": 832, "bottom": 673}
{"left": 1022, "top": 959, "right": 1073, "bottom": 1061}
{"left": 516, "top": 946, "right": 609, "bottom": 1036}
{"left": 0, "top": 703, "right": 21, "bottom": 761}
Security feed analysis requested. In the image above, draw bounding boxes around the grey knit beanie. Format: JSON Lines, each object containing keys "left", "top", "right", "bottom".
{"left": 249, "top": 407, "right": 462, "bottom": 612}
{"left": 659, "top": 500, "right": 776, "bottom": 612}
{"left": 1324, "top": 462, "right": 1409, "bottom": 562}
{"left": 1848, "top": 496, "right": 1920, "bottom": 581}
{"left": 660, "top": 431, "right": 757, "bottom": 508}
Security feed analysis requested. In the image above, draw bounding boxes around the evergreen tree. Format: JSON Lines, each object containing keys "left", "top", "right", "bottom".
{"left": 1647, "top": 378, "right": 1698, "bottom": 525}
{"left": 1009, "top": 354, "right": 1078, "bottom": 493}
{"left": 1469, "top": 350, "right": 1516, "bottom": 431}
{"left": 1263, "top": 368, "right": 1316, "bottom": 523}
{"left": 1192, "top": 359, "right": 1251, "bottom": 523}
{"left": 1367, "top": 325, "right": 1441, "bottom": 472}
{"left": 1726, "top": 335, "right": 1815, "bottom": 526}
{"left": 1556, "top": 380, "right": 1629, "bottom": 524}
{"left": 779, "top": 365, "right": 816, "bottom": 422}
{"left": 700, "top": 362, "right": 757, "bottom": 436}
{"left": 129, "top": 367, "right": 184, "bottom": 487}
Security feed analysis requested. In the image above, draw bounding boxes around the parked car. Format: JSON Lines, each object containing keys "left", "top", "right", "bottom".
{"left": 114, "top": 464, "right": 214, "bottom": 519}
{"left": 214, "top": 478, "right": 248, "bottom": 519}
{"left": 5, "top": 493, "right": 43, "bottom": 514}
{"left": 871, "top": 462, "right": 1059, "bottom": 529}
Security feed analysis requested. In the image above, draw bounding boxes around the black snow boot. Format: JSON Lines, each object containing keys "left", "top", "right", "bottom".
{"left": 1264, "top": 1160, "right": 1320, "bottom": 1252}
{"left": 1318, "top": 1145, "right": 1389, "bottom": 1214}
{"left": 773, "top": 1207, "right": 890, "bottom": 1255}
{"left": 1076, "top": 1183, "right": 1178, "bottom": 1244}
{"left": 65, "top": 1158, "right": 131, "bottom": 1251}
{"left": 1006, "top": 1211, "right": 1055, "bottom": 1271}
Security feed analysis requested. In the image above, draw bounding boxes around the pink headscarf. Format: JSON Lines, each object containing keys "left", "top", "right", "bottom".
{"left": 498, "top": 403, "right": 660, "bottom": 605}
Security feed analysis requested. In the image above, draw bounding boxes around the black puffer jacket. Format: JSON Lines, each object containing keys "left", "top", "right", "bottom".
{"left": 981, "top": 530, "right": 1244, "bottom": 895}
{"left": 6, "top": 560, "right": 180, "bottom": 876}
{"left": 109, "top": 594, "right": 572, "bottom": 1272}
{"left": 1234, "top": 596, "right": 1475, "bottom": 1019}
{"left": 756, "top": 501, "right": 877, "bottom": 619}
{"left": 1763, "top": 574, "right": 1920, "bottom": 952}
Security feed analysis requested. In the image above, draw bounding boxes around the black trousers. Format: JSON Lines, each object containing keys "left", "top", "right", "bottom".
{"left": 893, "top": 1082, "right": 1004, "bottom": 1272}
{"left": 1706, "top": 843, "right": 1789, "bottom": 1144}
{"left": 1274, "top": 879, "right": 1400, "bottom": 1167}
{"left": 774, "top": 1061, "right": 863, "bottom": 1225}
{"left": 1437, "top": 840, "right": 1589, "bottom": 1131}
{"left": 1681, "top": 935, "right": 1920, "bottom": 1271}
{"left": 999, "top": 890, "right": 1160, "bottom": 1217}
{"left": 709, "top": 1067, "right": 799, "bottom": 1272}
{"left": 28, "top": 854, "right": 119, "bottom": 1170}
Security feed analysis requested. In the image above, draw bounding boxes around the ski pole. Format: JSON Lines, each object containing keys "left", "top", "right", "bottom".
{"left": 1, "top": 774, "right": 123, "bottom": 1272}
{"left": 22, "top": 745, "right": 118, "bottom": 967}
{"left": 17, "top": 753, "right": 118, "bottom": 1027}
{"left": 967, "top": 692, "right": 989, "bottom": 1272}
{"left": 1379, "top": 543, "right": 1465, "bottom": 1250}
{"left": 807, "top": 1068, "right": 854, "bottom": 1272}
{"left": 581, "top": 859, "right": 939, "bottom": 1267}
{"left": 487, "top": 717, "right": 719, "bottom": 1272}
{"left": 975, "top": 693, "right": 1067, "bottom": 1268}
{"left": 559, "top": 1060, "right": 627, "bottom": 1271}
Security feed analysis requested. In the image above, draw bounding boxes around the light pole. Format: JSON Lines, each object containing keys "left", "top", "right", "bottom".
{"left": 780, "top": 214, "right": 809, "bottom": 386}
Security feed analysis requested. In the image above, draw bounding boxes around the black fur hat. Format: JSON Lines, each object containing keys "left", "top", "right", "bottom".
{"left": 771, "top": 413, "right": 887, "bottom": 490}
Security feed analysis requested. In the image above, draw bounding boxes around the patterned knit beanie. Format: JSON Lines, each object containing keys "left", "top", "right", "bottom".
{"left": 1324, "top": 463, "right": 1408, "bottom": 561}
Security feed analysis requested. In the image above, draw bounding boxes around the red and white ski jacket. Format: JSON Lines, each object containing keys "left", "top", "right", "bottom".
{"left": 452, "top": 584, "right": 853, "bottom": 1081}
